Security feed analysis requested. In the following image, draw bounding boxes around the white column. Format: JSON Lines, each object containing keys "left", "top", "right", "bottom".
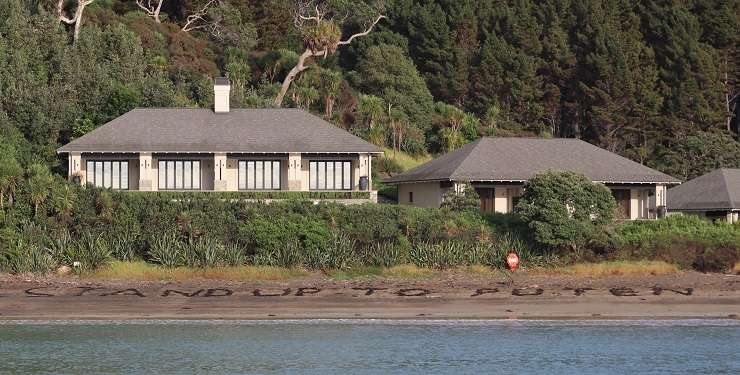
{"left": 68, "top": 152, "right": 83, "bottom": 184}
{"left": 213, "top": 153, "right": 227, "bottom": 191}
{"left": 655, "top": 184, "right": 667, "bottom": 219}
{"left": 357, "top": 153, "right": 370, "bottom": 191}
{"left": 287, "top": 153, "right": 302, "bottom": 191}
{"left": 367, "top": 154, "right": 373, "bottom": 190}
{"left": 494, "top": 188, "right": 508, "bottom": 213}
{"left": 138, "top": 152, "right": 154, "bottom": 191}
{"left": 629, "top": 188, "right": 639, "bottom": 220}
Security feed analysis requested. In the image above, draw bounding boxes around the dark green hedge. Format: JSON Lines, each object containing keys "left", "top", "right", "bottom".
{"left": 129, "top": 191, "right": 372, "bottom": 200}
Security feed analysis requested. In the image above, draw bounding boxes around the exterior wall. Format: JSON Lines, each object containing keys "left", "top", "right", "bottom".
{"left": 396, "top": 180, "right": 666, "bottom": 221}
{"left": 397, "top": 181, "right": 446, "bottom": 208}
{"left": 79, "top": 154, "right": 140, "bottom": 190}
{"left": 397, "top": 182, "right": 523, "bottom": 211}
{"left": 609, "top": 186, "right": 660, "bottom": 220}
{"left": 492, "top": 185, "right": 523, "bottom": 213}
{"left": 73, "top": 152, "right": 374, "bottom": 193}
{"left": 299, "top": 154, "right": 372, "bottom": 192}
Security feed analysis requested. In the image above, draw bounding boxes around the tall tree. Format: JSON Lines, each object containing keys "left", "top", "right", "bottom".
{"left": 273, "top": 0, "right": 385, "bottom": 107}
{"left": 355, "top": 44, "right": 434, "bottom": 136}
{"left": 57, "top": 0, "right": 95, "bottom": 43}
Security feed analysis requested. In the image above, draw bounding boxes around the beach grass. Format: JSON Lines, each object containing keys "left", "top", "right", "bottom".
{"left": 383, "top": 148, "right": 432, "bottom": 171}
{"left": 328, "top": 264, "right": 439, "bottom": 280}
{"left": 532, "top": 260, "right": 679, "bottom": 277}
{"left": 87, "top": 261, "right": 309, "bottom": 281}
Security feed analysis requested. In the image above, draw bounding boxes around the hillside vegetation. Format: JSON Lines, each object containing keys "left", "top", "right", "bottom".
{"left": 0, "top": 0, "right": 737, "bottom": 180}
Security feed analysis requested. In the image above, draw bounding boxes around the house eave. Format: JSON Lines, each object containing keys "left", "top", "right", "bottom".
{"left": 57, "top": 150, "right": 383, "bottom": 155}
{"left": 384, "top": 178, "right": 679, "bottom": 185}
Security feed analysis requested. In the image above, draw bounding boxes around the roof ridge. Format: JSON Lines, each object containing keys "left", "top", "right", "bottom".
{"left": 448, "top": 138, "right": 486, "bottom": 180}
{"left": 718, "top": 169, "right": 740, "bottom": 207}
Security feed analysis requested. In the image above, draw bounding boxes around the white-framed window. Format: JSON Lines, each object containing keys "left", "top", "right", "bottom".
{"left": 158, "top": 160, "right": 201, "bottom": 190}
{"left": 86, "top": 161, "right": 129, "bottom": 190}
{"left": 238, "top": 160, "right": 281, "bottom": 190}
{"left": 309, "top": 161, "right": 351, "bottom": 190}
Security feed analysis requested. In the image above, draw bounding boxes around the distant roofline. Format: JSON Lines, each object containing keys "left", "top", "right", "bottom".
{"left": 667, "top": 207, "right": 740, "bottom": 212}
{"left": 384, "top": 177, "right": 680, "bottom": 185}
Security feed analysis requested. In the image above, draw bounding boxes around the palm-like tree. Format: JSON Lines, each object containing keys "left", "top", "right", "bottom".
{"left": 53, "top": 184, "right": 77, "bottom": 224}
{"left": 0, "top": 156, "right": 23, "bottom": 209}
{"left": 27, "top": 163, "right": 54, "bottom": 217}
{"left": 435, "top": 102, "right": 466, "bottom": 151}
{"left": 320, "top": 69, "right": 342, "bottom": 118}
{"left": 358, "top": 95, "right": 385, "bottom": 129}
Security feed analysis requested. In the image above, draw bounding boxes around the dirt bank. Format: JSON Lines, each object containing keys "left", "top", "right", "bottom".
{"left": 1, "top": 271, "right": 738, "bottom": 320}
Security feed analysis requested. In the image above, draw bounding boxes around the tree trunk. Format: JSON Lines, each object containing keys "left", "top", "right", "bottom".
{"left": 58, "top": 0, "right": 92, "bottom": 43}
{"left": 274, "top": 48, "right": 325, "bottom": 107}
{"left": 392, "top": 127, "right": 397, "bottom": 158}
{"left": 153, "top": 0, "right": 163, "bottom": 23}
{"left": 325, "top": 97, "right": 335, "bottom": 118}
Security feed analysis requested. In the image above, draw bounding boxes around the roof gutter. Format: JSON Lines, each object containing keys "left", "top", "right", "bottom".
{"left": 57, "top": 150, "right": 384, "bottom": 155}
{"left": 384, "top": 178, "right": 680, "bottom": 185}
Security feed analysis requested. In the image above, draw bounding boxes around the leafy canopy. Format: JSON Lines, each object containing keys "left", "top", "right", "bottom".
{"left": 516, "top": 171, "right": 616, "bottom": 250}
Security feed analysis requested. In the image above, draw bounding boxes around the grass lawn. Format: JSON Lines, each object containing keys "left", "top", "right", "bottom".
{"left": 327, "top": 264, "right": 440, "bottom": 280}
{"left": 83, "top": 260, "right": 681, "bottom": 282}
{"left": 383, "top": 148, "right": 432, "bottom": 171}
{"left": 87, "top": 261, "right": 309, "bottom": 281}
{"left": 530, "top": 260, "right": 679, "bottom": 277}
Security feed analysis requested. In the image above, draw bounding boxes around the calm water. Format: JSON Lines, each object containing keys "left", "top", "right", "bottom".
{"left": 1, "top": 320, "right": 739, "bottom": 374}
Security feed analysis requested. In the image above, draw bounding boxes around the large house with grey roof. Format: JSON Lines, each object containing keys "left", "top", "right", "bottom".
{"left": 667, "top": 169, "right": 740, "bottom": 224}
{"left": 384, "top": 137, "right": 681, "bottom": 220}
{"left": 58, "top": 79, "right": 381, "bottom": 199}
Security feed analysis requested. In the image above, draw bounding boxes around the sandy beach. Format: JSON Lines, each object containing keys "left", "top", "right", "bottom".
{"left": 1, "top": 271, "right": 738, "bottom": 320}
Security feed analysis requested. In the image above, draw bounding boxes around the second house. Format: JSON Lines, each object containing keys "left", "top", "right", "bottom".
{"left": 384, "top": 137, "right": 680, "bottom": 220}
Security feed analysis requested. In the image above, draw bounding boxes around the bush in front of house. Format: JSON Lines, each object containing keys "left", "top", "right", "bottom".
{"left": 516, "top": 170, "right": 616, "bottom": 252}
{"left": 0, "top": 181, "right": 547, "bottom": 274}
{"left": 609, "top": 215, "right": 740, "bottom": 272}
{"left": 441, "top": 183, "right": 480, "bottom": 212}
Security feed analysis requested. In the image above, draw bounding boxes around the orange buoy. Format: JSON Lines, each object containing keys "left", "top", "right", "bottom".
{"left": 506, "top": 252, "right": 519, "bottom": 271}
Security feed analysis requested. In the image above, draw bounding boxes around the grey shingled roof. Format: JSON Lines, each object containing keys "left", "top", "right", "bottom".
{"left": 384, "top": 137, "right": 679, "bottom": 184}
{"left": 58, "top": 108, "right": 381, "bottom": 154}
{"left": 668, "top": 169, "right": 740, "bottom": 211}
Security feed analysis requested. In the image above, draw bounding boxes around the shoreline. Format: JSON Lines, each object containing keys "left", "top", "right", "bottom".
{"left": 2, "top": 317, "right": 740, "bottom": 322}
{"left": 1, "top": 272, "right": 738, "bottom": 321}
{"left": 0, "top": 316, "right": 740, "bottom": 326}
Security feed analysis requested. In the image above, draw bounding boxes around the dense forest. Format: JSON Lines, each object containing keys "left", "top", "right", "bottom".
{"left": 1, "top": 0, "right": 739, "bottom": 181}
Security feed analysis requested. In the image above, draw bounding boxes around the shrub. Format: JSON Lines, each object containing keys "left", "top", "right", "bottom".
{"left": 441, "top": 183, "right": 480, "bottom": 212}
{"left": 613, "top": 215, "right": 740, "bottom": 248}
{"left": 105, "top": 226, "right": 142, "bottom": 261}
{"left": 46, "top": 230, "right": 74, "bottom": 264}
{"left": 70, "top": 232, "right": 113, "bottom": 271}
{"left": 694, "top": 245, "right": 739, "bottom": 273}
{"left": 1, "top": 240, "right": 56, "bottom": 274}
{"left": 362, "top": 238, "right": 411, "bottom": 267}
{"left": 147, "top": 232, "right": 183, "bottom": 268}
{"left": 304, "top": 231, "right": 357, "bottom": 270}
{"left": 182, "top": 237, "right": 222, "bottom": 268}
{"left": 251, "top": 238, "right": 304, "bottom": 268}
{"left": 220, "top": 243, "right": 246, "bottom": 266}
{"left": 409, "top": 241, "right": 471, "bottom": 268}
{"left": 516, "top": 171, "right": 616, "bottom": 251}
